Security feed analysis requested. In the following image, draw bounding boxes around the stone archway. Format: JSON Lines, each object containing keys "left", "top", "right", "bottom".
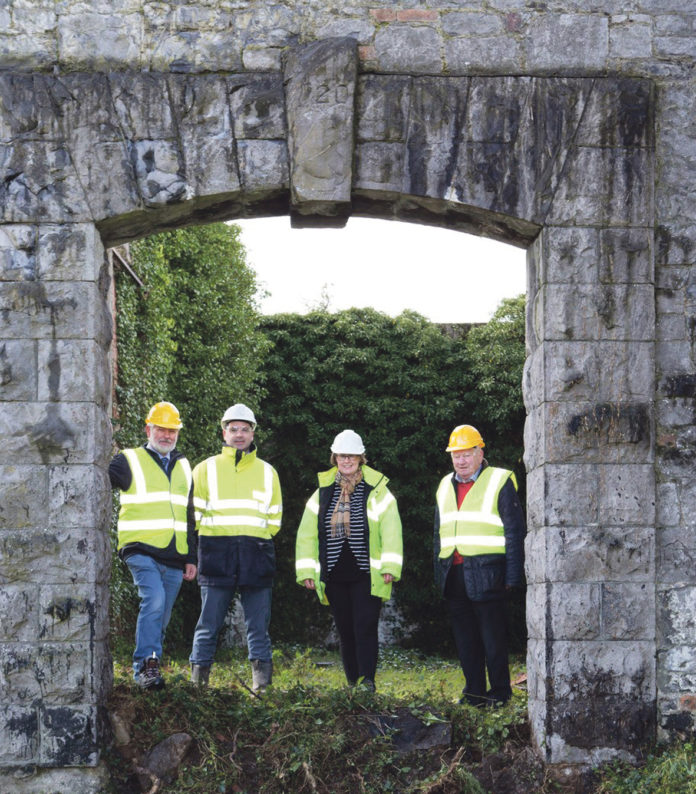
{"left": 0, "top": 31, "right": 663, "bottom": 789}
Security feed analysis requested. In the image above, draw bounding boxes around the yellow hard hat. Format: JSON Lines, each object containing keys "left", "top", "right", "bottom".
{"left": 446, "top": 424, "right": 484, "bottom": 452}
{"left": 146, "top": 401, "right": 183, "bottom": 429}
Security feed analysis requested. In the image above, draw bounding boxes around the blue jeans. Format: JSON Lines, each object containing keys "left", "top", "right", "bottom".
{"left": 190, "top": 585, "right": 272, "bottom": 666}
{"left": 125, "top": 553, "right": 183, "bottom": 677}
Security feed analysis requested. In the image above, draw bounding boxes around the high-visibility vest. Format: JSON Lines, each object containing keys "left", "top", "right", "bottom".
{"left": 295, "top": 465, "right": 403, "bottom": 604}
{"left": 436, "top": 467, "right": 515, "bottom": 558}
{"left": 117, "top": 448, "right": 192, "bottom": 553}
{"left": 193, "top": 447, "right": 282, "bottom": 540}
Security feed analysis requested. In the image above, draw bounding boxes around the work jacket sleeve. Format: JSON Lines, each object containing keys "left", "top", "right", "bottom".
{"left": 295, "top": 491, "right": 320, "bottom": 586}
{"left": 498, "top": 478, "right": 526, "bottom": 589}
{"left": 267, "top": 469, "right": 283, "bottom": 537}
{"left": 186, "top": 484, "right": 197, "bottom": 563}
{"left": 378, "top": 488, "right": 403, "bottom": 581}
{"left": 108, "top": 452, "right": 131, "bottom": 491}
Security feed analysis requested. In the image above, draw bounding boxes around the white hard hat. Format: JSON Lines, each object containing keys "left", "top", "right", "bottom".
{"left": 220, "top": 403, "right": 257, "bottom": 430}
{"left": 331, "top": 429, "right": 365, "bottom": 455}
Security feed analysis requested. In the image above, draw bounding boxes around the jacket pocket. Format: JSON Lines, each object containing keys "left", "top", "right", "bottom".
{"left": 469, "top": 555, "right": 505, "bottom": 601}
{"left": 198, "top": 536, "right": 236, "bottom": 579}
{"left": 239, "top": 537, "right": 276, "bottom": 585}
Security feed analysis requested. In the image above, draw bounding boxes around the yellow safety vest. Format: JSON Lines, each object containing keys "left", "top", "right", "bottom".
{"left": 193, "top": 447, "right": 282, "bottom": 540}
{"left": 295, "top": 465, "right": 403, "bottom": 604}
{"left": 117, "top": 447, "right": 192, "bottom": 553}
{"left": 436, "top": 467, "right": 515, "bottom": 557}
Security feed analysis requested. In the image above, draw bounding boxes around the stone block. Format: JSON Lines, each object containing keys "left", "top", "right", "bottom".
{"left": 39, "top": 584, "right": 107, "bottom": 644}
{"left": 442, "top": 11, "right": 502, "bottom": 37}
{"left": 657, "top": 586, "right": 696, "bottom": 645}
{"left": 526, "top": 463, "right": 600, "bottom": 527}
{"left": 659, "top": 645, "right": 696, "bottom": 675}
{"left": 0, "top": 585, "right": 39, "bottom": 642}
{"left": 655, "top": 340, "right": 695, "bottom": 376}
{"left": 656, "top": 397, "right": 696, "bottom": 427}
{"left": 546, "top": 402, "right": 653, "bottom": 465}
{"left": 0, "top": 526, "right": 112, "bottom": 587}
{"left": 109, "top": 72, "right": 173, "bottom": 141}
{"left": 374, "top": 25, "right": 443, "bottom": 74}
{"left": 58, "top": 12, "right": 143, "bottom": 70}
{"left": 0, "top": 705, "right": 39, "bottom": 765}
{"left": 656, "top": 314, "right": 687, "bottom": 342}
{"left": 602, "top": 583, "right": 655, "bottom": 640}
{"left": 236, "top": 140, "right": 289, "bottom": 196}
{"left": 0, "top": 223, "right": 37, "bottom": 280}
{"left": 599, "top": 228, "right": 653, "bottom": 283}
{"left": 525, "top": 582, "right": 547, "bottom": 640}
{"left": 545, "top": 146, "right": 653, "bottom": 228}
{"left": 537, "top": 226, "right": 600, "bottom": 285}
{"left": 129, "top": 138, "right": 189, "bottom": 208}
{"left": 545, "top": 526, "right": 654, "bottom": 583}
{"left": 575, "top": 79, "right": 653, "bottom": 149}
{"left": 526, "top": 14, "right": 609, "bottom": 71}
{"left": 599, "top": 464, "right": 655, "bottom": 525}
{"left": 357, "top": 74, "right": 412, "bottom": 143}
{"left": 550, "top": 583, "right": 601, "bottom": 640}
{"left": 36, "top": 224, "right": 104, "bottom": 282}
{"left": 39, "top": 705, "right": 98, "bottom": 766}
{"left": 355, "top": 142, "right": 406, "bottom": 193}
{"left": 658, "top": 526, "right": 696, "bottom": 584}
{"left": 536, "top": 283, "right": 655, "bottom": 342}
{"left": 48, "top": 464, "right": 112, "bottom": 530}
{"left": 0, "top": 340, "right": 37, "bottom": 401}
{"left": 227, "top": 74, "right": 286, "bottom": 140}
{"left": 0, "top": 281, "right": 107, "bottom": 341}
{"left": 0, "top": 465, "right": 48, "bottom": 529}
{"left": 609, "top": 18, "right": 653, "bottom": 59}
{"left": 445, "top": 35, "right": 522, "bottom": 73}
{"left": 0, "top": 403, "right": 110, "bottom": 467}
{"left": 526, "top": 638, "right": 547, "bottom": 701}
{"left": 549, "top": 640, "right": 655, "bottom": 699}
{"left": 38, "top": 340, "right": 110, "bottom": 405}
{"left": 242, "top": 46, "right": 282, "bottom": 71}
{"left": 0, "top": 140, "right": 91, "bottom": 224}
{"left": 0, "top": 767, "right": 111, "bottom": 793}
{"left": 536, "top": 341, "right": 654, "bottom": 403}
{"left": 656, "top": 482, "right": 680, "bottom": 527}
{"left": 284, "top": 38, "right": 357, "bottom": 217}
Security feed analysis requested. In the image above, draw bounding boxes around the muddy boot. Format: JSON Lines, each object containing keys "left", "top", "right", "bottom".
{"left": 251, "top": 659, "right": 273, "bottom": 695}
{"left": 190, "top": 664, "right": 210, "bottom": 687}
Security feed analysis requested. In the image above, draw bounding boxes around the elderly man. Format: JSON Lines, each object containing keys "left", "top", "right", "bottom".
{"left": 109, "top": 401, "right": 197, "bottom": 689}
{"left": 434, "top": 424, "right": 525, "bottom": 707}
{"left": 189, "top": 404, "right": 282, "bottom": 694}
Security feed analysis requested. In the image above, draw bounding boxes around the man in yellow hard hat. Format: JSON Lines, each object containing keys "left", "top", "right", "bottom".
{"left": 434, "top": 424, "right": 525, "bottom": 707}
{"left": 189, "top": 404, "right": 282, "bottom": 694}
{"left": 109, "top": 401, "right": 197, "bottom": 689}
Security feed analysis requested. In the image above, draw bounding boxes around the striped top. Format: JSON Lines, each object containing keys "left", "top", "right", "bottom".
{"left": 323, "top": 481, "right": 369, "bottom": 575}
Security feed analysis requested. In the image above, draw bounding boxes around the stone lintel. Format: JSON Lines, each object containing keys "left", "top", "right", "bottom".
{"left": 283, "top": 37, "right": 358, "bottom": 220}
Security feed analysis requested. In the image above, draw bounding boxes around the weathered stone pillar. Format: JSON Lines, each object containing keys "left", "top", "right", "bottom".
{"left": 524, "top": 79, "right": 656, "bottom": 764}
{"left": 0, "top": 223, "right": 112, "bottom": 791}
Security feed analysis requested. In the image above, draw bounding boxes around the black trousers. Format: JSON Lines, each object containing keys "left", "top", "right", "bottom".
{"left": 445, "top": 564, "right": 511, "bottom": 706}
{"left": 325, "top": 577, "right": 382, "bottom": 685}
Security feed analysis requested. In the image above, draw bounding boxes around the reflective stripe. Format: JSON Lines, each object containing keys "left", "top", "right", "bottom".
{"left": 207, "top": 498, "right": 270, "bottom": 511}
{"left": 381, "top": 551, "right": 403, "bottom": 565}
{"left": 119, "top": 519, "right": 189, "bottom": 532}
{"left": 120, "top": 492, "right": 189, "bottom": 506}
{"left": 124, "top": 448, "right": 147, "bottom": 494}
{"left": 306, "top": 500, "right": 319, "bottom": 515}
{"left": 440, "top": 535, "right": 506, "bottom": 549}
{"left": 439, "top": 510, "right": 504, "bottom": 527}
{"left": 199, "top": 515, "right": 270, "bottom": 528}
{"left": 367, "top": 490, "right": 395, "bottom": 521}
{"left": 296, "top": 558, "right": 321, "bottom": 573}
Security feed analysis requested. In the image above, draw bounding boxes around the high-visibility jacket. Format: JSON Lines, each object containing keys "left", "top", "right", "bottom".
{"left": 295, "top": 465, "right": 403, "bottom": 605}
{"left": 436, "top": 466, "right": 515, "bottom": 558}
{"left": 117, "top": 447, "right": 192, "bottom": 555}
{"left": 193, "top": 446, "right": 282, "bottom": 586}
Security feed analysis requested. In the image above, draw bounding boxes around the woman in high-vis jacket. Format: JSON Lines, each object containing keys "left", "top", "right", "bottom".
{"left": 296, "top": 430, "right": 403, "bottom": 691}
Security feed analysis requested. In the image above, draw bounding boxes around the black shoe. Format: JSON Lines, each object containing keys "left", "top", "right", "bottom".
{"left": 138, "top": 653, "right": 165, "bottom": 690}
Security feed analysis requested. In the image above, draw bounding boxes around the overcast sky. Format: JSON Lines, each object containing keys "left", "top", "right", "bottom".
{"left": 234, "top": 216, "right": 526, "bottom": 324}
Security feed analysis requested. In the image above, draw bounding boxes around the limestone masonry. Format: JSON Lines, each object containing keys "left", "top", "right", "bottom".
{"left": 1, "top": 0, "right": 695, "bottom": 790}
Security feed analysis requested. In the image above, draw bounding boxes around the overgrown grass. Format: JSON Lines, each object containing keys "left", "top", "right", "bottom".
{"left": 105, "top": 646, "right": 695, "bottom": 793}
{"left": 106, "top": 646, "right": 529, "bottom": 793}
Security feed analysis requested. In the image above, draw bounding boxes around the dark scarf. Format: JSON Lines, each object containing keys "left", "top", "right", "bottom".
{"left": 329, "top": 470, "right": 363, "bottom": 538}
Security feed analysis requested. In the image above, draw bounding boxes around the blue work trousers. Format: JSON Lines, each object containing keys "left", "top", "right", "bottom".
{"left": 125, "top": 553, "right": 183, "bottom": 677}
{"left": 190, "top": 584, "right": 273, "bottom": 666}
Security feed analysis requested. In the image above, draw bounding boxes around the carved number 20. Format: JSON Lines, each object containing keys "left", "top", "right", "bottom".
{"left": 316, "top": 84, "right": 349, "bottom": 104}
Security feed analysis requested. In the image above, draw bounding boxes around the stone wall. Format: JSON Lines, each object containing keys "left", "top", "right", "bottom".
{"left": 1, "top": 0, "right": 695, "bottom": 789}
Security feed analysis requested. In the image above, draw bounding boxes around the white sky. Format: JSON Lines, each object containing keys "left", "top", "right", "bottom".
{"left": 234, "top": 216, "right": 527, "bottom": 324}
